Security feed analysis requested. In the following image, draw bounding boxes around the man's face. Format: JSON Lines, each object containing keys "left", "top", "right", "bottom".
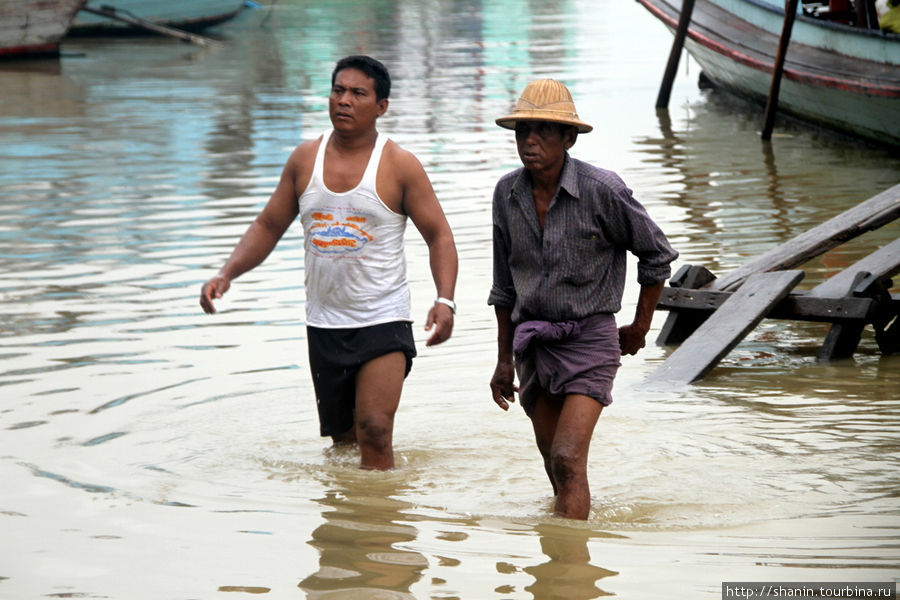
{"left": 329, "top": 68, "right": 387, "bottom": 131}
{"left": 514, "top": 121, "right": 574, "bottom": 174}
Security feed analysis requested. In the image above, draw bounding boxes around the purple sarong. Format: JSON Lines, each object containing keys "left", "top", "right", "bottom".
{"left": 513, "top": 313, "right": 621, "bottom": 417}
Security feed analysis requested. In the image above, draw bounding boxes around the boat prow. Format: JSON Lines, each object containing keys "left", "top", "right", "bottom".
{"left": 0, "top": 0, "right": 86, "bottom": 59}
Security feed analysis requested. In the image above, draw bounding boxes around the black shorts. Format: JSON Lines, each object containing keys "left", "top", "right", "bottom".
{"left": 306, "top": 321, "right": 417, "bottom": 437}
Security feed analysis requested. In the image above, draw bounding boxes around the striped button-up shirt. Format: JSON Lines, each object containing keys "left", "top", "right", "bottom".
{"left": 488, "top": 154, "right": 677, "bottom": 323}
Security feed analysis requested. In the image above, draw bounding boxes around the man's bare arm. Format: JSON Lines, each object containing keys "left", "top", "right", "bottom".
{"left": 397, "top": 148, "right": 458, "bottom": 346}
{"left": 490, "top": 305, "right": 517, "bottom": 410}
{"left": 618, "top": 280, "right": 665, "bottom": 355}
{"left": 200, "top": 147, "right": 306, "bottom": 314}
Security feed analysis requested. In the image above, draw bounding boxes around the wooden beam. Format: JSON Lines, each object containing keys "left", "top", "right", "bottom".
{"left": 809, "top": 236, "right": 900, "bottom": 298}
{"left": 656, "top": 264, "right": 717, "bottom": 345}
{"left": 818, "top": 270, "right": 897, "bottom": 360}
{"left": 708, "top": 183, "right": 900, "bottom": 292}
{"left": 656, "top": 237, "right": 899, "bottom": 361}
{"left": 646, "top": 270, "right": 805, "bottom": 384}
{"left": 658, "top": 287, "right": 877, "bottom": 322}
{"left": 660, "top": 238, "right": 900, "bottom": 320}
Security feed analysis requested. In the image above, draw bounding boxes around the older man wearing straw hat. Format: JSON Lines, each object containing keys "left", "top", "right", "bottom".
{"left": 488, "top": 79, "right": 677, "bottom": 519}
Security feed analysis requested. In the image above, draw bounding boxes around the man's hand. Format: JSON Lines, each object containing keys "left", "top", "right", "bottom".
{"left": 490, "top": 361, "right": 517, "bottom": 411}
{"left": 424, "top": 302, "right": 454, "bottom": 346}
{"left": 620, "top": 280, "right": 664, "bottom": 355}
{"left": 618, "top": 323, "right": 648, "bottom": 356}
{"left": 200, "top": 275, "right": 231, "bottom": 314}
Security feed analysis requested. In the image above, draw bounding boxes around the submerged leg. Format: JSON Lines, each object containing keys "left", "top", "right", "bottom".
{"left": 530, "top": 391, "right": 563, "bottom": 495}
{"left": 548, "top": 394, "right": 603, "bottom": 520}
{"left": 354, "top": 351, "right": 405, "bottom": 470}
{"left": 330, "top": 427, "right": 357, "bottom": 446}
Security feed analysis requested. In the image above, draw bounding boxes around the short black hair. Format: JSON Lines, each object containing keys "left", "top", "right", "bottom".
{"left": 331, "top": 55, "right": 391, "bottom": 101}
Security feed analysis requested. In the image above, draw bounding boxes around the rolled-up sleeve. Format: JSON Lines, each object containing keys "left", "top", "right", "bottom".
{"left": 602, "top": 181, "right": 678, "bottom": 287}
{"left": 634, "top": 229, "right": 678, "bottom": 286}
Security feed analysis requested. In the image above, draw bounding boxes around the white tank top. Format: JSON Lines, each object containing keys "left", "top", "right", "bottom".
{"left": 299, "top": 130, "right": 410, "bottom": 328}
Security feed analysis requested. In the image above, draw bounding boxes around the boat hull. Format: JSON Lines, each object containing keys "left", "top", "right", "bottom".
{"left": 0, "top": 0, "right": 86, "bottom": 58}
{"left": 71, "top": 0, "right": 245, "bottom": 33}
{"left": 636, "top": 0, "right": 900, "bottom": 147}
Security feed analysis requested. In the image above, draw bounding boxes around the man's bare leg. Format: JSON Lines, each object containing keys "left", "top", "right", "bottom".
{"left": 354, "top": 351, "right": 405, "bottom": 470}
{"left": 530, "top": 392, "right": 563, "bottom": 495}
{"left": 532, "top": 393, "right": 602, "bottom": 519}
{"left": 550, "top": 394, "right": 602, "bottom": 519}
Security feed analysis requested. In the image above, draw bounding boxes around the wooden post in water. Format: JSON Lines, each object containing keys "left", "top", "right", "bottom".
{"left": 656, "top": 0, "right": 696, "bottom": 109}
{"left": 761, "top": 0, "right": 799, "bottom": 140}
{"left": 856, "top": 0, "right": 878, "bottom": 28}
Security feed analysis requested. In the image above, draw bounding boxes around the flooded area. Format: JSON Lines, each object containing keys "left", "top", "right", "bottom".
{"left": 1, "top": 0, "right": 898, "bottom": 598}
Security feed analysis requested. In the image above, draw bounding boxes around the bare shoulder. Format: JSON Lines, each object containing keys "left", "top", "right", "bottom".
{"left": 288, "top": 136, "right": 323, "bottom": 170}
{"left": 382, "top": 139, "right": 428, "bottom": 180}
{"left": 378, "top": 138, "right": 441, "bottom": 218}
{"left": 285, "top": 135, "right": 324, "bottom": 194}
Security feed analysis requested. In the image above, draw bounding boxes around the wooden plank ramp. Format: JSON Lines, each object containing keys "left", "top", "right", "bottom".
{"left": 646, "top": 270, "right": 805, "bottom": 385}
{"left": 656, "top": 237, "right": 900, "bottom": 362}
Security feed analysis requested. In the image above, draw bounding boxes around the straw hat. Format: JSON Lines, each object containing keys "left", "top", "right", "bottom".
{"left": 496, "top": 79, "right": 593, "bottom": 133}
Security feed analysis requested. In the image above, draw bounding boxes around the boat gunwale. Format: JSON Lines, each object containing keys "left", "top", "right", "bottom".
{"left": 636, "top": 0, "right": 900, "bottom": 98}
{"left": 69, "top": 0, "right": 245, "bottom": 34}
{"left": 741, "top": 0, "right": 900, "bottom": 40}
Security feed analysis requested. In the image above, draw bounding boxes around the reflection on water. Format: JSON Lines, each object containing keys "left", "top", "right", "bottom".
{"left": 1, "top": 0, "right": 899, "bottom": 598}
{"left": 524, "top": 524, "right": 618, "bottom": 600}
{"left": 297, "top": 469, "right": 426, "bottom": 599}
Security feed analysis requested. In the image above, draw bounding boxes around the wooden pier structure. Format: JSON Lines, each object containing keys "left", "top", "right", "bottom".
{"left": 647, "top": 183, "right": 900, "bottom": 384}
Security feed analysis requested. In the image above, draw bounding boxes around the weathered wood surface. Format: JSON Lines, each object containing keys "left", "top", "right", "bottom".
{"left": 659, "top": 237, "right": 900, "bottom": 322}
{"left": 659, "top": 287, "right": 876, "bottom": 322}
{"left": 808, "top": 236, "right": 900, "bottom": 298}
{"left": 651, "top": 187, "right": 899, "bottom": 374}
{"left": 812, "top": 237, "right": 900, "bottom": 359}
{"left": 708, "top": 183, "right": 900, "bottom": 292}
{"left": 656, "top": 264, "right": 717, "bottom": 345}
{"left": 647, "top": 270, "right": 805, "bottom": 385}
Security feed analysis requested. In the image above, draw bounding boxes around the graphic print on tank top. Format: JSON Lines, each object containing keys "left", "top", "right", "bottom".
{"left": 307, "top": 208, "right": 374, "bottom": 257}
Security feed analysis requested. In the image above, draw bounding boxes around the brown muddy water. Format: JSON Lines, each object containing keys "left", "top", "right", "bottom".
{"left": 1, "top": 0, "right": 898, "bottom": 598}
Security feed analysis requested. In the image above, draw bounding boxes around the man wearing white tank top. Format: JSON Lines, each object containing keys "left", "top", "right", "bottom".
{"left": 200, "top": 56, "right": 458, "bottom": 470}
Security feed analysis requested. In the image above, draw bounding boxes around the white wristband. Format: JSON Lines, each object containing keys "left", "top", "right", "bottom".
{"left": 435, "top": 297, "right": 456, "bottom": 314}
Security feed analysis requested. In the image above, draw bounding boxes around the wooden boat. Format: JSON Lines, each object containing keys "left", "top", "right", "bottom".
{"left": 0, "top": 0, "right": 86, "bottom": 58}
{"left": 71, "top": 0, "right": 246, "bottom": 34}
{"left": 636, "top": 0, "right": 900, "bottom": 147}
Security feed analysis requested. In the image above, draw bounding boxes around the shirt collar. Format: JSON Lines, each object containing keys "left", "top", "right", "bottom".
{"left": 558, "top": 152, "right": 580, "bottom": 200}
{"left": 509, "top": 152, "right": 580, "bottom": 201}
